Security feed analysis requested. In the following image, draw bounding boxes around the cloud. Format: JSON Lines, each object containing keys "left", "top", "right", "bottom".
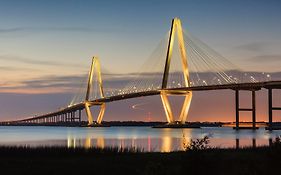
{"left": 1, "top": 70, "right": 281, "bottom": 94}
{"left": 248, "top": 54, "right": 281, "bottom": 62}
{"left": 21, "top": 75, "right": 87, "bottom": 89}
{"left": 0, "top": 66, "right": 37, "bottom": 71}
{"left": 10, "top": 74, "right": 139, "bottom": 90}
{"left": 0, "top": 28, "right": 23, "bottom": 33}
{"left": 0, "top": 55, "right": 86, "bottom": 68}
{"left": 234, "top": 42, "right": 268, "bottom": 52}
{"left": 0, "top": 27, "right": 118, "bottom": 34}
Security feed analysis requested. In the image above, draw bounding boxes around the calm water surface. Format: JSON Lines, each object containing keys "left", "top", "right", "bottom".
{"left": 0, "top": 126, "right": 280, "bottom": 152}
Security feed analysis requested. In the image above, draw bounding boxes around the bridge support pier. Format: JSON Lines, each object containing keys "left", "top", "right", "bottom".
{"left": 268, "top": 88, "right": 273, "bottom": 130}
{"left": 160, "top": 90, "right": 192, "bottom": 124}
{"left": 78, "top": 110, "right": 82, "bottom": 123}
{"left": 159, "top": 18, "right": 193, "bottom": 125}
{"left": 64, "top": 113, "right": 67, "bottom": 122}
{"left": 234, "top": 89, "right": 258, "bottom": 130}
{"left": 267, "top": 88, "right": 281, "bottom": 130}
{"left": 83, "top": 57, "right": 105, "bottom": 126}
{"left": 71, "top": 112, "right": 74, "bottom": 122}
{"left": 85, "top": 102, "right": 106, "bottom": 125}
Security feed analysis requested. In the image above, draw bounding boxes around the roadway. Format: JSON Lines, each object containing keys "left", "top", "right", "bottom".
{"left": 7, "top": 80, "right": 281, "bottom": 123}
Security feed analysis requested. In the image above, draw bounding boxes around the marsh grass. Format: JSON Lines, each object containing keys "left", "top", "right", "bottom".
{"left": 1, "top": 137, "right": 281, "bottom": 175}
{"left": 0, "top": 145, "right": 142, "bottom": 157}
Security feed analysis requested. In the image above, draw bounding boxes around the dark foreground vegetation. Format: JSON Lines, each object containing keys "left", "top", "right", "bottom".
{"left": 1, "top": 139, "right": 281, "bottom": 175}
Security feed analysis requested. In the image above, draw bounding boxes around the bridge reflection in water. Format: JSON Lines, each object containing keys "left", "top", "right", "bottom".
{"left": 0, "top": 126, "right": 278, "bottom": 152}
{"left": 65, "top": 129, "right": 275, "bottom": 152}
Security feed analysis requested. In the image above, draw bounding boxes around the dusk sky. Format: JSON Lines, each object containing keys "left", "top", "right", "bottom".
{"left": 0, "top": 0, "right": 280, "bottom": 122}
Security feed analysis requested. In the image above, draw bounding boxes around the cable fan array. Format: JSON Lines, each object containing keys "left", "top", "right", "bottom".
{"left": 69, "top": 28, "right": 273, "bottom": 105}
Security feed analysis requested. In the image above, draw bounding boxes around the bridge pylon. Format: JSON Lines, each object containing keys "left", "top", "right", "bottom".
{"left": 161, "top": 18, "right": 192, "bottom": 124}
{"left": 84, "top": 56, "right": 106, "bottom": 125}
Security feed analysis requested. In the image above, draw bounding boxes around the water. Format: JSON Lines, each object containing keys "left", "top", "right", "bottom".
{"left": 0, "top": 126, "right": 280, "bottom": 152}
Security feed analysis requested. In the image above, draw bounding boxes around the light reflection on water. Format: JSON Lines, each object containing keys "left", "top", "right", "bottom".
{"left": 0, "top": 126, "right": 280, "bottom": 152}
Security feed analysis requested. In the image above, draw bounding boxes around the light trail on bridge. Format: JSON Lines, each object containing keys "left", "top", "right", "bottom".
{"left": 131, "top": 103, "right": 149, "bottom": 111}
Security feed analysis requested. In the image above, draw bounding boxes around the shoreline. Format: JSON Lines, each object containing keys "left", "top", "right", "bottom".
{"left": 0, "top": 121, "right": 269, "bottom": 127}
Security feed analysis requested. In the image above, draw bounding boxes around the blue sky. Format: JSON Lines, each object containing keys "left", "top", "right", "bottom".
{"left": 1, "top": 0, "right": 280, "bottom": 73}
{"left": 0, "top": 0, "right": 280, "bottom": 121}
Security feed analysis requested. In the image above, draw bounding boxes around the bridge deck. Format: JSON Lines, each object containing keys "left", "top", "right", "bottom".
{"left": 9, "top": 80, "right": 281, "bottom": 123}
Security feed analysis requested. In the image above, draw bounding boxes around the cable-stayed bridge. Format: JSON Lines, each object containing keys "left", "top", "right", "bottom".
{"left": 2, "top": 18, "right": 281, "bottom": 130}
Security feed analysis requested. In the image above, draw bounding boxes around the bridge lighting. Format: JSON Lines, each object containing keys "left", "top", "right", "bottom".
{"left": 18, "top": 18, "right": 275, "bottom": 127}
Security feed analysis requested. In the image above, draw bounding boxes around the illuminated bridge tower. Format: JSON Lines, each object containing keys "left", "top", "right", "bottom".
{"left": 161, "top": 18, "right": 192, "bottom": 124}
{"left": 84, "top": 56, "right": 106, "bottom": 125}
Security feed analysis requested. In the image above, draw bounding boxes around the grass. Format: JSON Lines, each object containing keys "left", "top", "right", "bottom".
{"left": 0, "top": 144, "right": 281, "bottom": 175}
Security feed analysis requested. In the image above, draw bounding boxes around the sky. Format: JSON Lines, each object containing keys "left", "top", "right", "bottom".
{"left": 0, "top": 0, "right": 280, "bottom": 122}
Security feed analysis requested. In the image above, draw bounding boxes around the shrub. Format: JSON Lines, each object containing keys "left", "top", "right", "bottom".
{"left": 184, "top": 136, "right": 210, "bottom": 151}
